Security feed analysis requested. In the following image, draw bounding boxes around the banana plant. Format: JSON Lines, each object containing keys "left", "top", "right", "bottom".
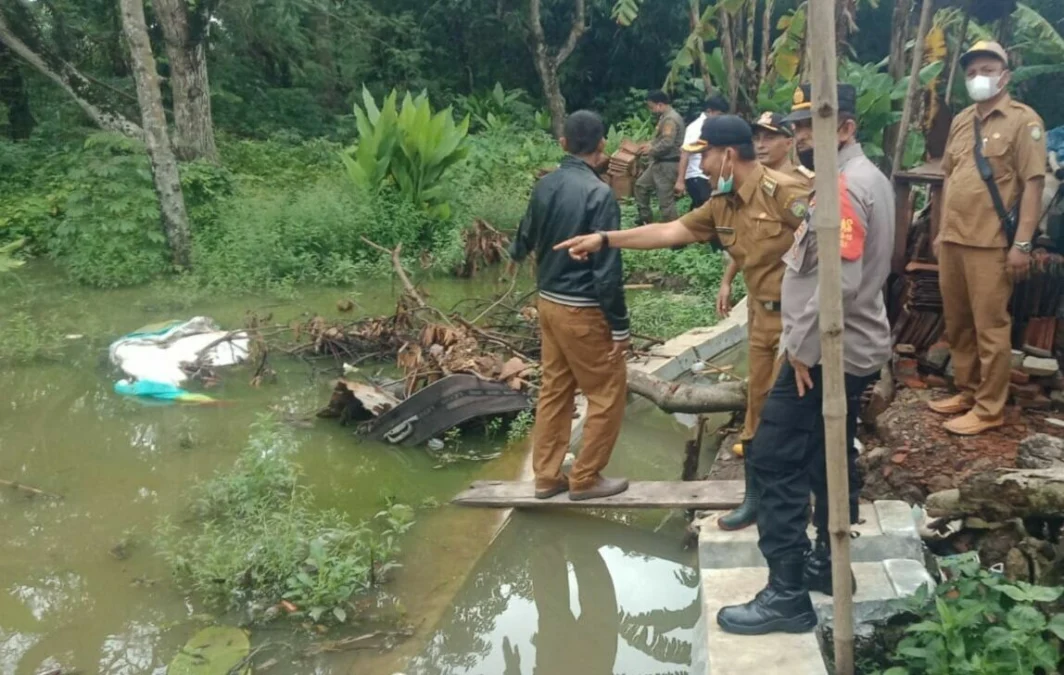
{"left": 344, "top": 88, "right": 470, "bottom": 219}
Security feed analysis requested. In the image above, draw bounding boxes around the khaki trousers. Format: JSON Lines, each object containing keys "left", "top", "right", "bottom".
{"left": 939, "top": 242, "right": 1013, "bottom": 421}
{"left": 532, "top": 299, "right": 627, "bottom": 493}
{"left": 742, "top": 298, "right": 784, "bottom": 443}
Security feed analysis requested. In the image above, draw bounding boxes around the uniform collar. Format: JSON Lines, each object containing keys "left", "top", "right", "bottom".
{"left": 976, "top": 93, "right": 1012, "bottom": 121}
{"left": 838, "top": 142, "right": 865, "bottom": 169}
{"left": 561, "top": 155, "right": 598, "bottom": 172}
{"left": 735, "top": 162, "right": 765, "bottom": 205}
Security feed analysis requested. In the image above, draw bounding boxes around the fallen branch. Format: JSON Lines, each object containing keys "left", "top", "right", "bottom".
{"left": 305, "top": 628, "right": 414, "bottom": 654}
{"left": 626, "top": 368, "right": 746, "bottom": 414}
{"left": 1, "top": 478, "right": 63, "bottom": 500}
{"left": 360, "top": 237, "right": 428, "bottom": 309}
{"left": 926, "top": 467, "right": 1064, "bottom": 521}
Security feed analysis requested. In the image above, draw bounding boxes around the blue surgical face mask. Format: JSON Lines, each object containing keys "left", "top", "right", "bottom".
{"left": 716, "top": 153, "right": 734, "bottom": 194}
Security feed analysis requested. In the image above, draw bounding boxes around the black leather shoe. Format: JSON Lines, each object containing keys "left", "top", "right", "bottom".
{"left": 803, "top": 535, "right": 857, "bottom": 596}
{"left": 718, "top": 442, "right": 757, "bottom": 531}
{"left": 717, "top": 557, "right": 818, "bottom": 635}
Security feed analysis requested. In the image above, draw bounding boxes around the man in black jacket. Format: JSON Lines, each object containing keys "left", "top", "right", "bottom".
{"left": 510, "top": 110, "right": 631, "bottom": 501}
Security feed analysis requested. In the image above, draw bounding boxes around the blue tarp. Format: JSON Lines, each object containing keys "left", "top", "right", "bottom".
{"left": 1048, "top": 125, "right": 1064, "bottom": 164}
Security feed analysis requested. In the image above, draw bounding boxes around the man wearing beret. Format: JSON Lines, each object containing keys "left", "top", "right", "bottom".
{"left": 552, "top": 114, "right": 812, "bottom": 533}
{"left": 929, "top": 41, "right": 1047, "bottom": 436}
{"left": 715, "top": 83, "right": 895, "bottom": 635}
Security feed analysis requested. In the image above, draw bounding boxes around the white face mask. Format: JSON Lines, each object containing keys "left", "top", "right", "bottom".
{"left": 966, "top": 74, "right": 1003, "bottom": 102}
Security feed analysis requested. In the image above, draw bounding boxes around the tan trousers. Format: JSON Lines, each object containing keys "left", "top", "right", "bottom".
{"left": 939, "top": 242, "right": 1013, "bottom": 421}
{"left": 532, "top": 299, "right": 627, "bottom": 493}
{"left": 742, "top": 298, "right": 784, "bottom": 443}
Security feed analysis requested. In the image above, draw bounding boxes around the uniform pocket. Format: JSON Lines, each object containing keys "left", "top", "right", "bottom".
{"left": 716, "top": 227, "right": 738, "bottom": 248}
{"left": 754, "top": 218, "right": 784, "bottom": 240}
{"left": 983, "top": 139, "right": 1014, "bottom": 181}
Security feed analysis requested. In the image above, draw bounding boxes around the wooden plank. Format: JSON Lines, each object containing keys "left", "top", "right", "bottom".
{"left": 451, "top": 480, "right": 745, "bottom": 510}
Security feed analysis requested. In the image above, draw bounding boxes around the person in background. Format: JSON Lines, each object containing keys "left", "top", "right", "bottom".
{"left": 715, "top": 83, "right": 894, "bottom": 636}
{"left": 509, "top": 110, "right": 631, "bottom": 502}
{"left": 929, "top": 40, "right": 1047, "bottom": 436}
{"left": 674, "top": 95, "right": 730, "bottom": 208}
{"left": 552, "top": 115, "right": 811, "bottom": 530}
{"left": 635, "top": 90, "right": 685, "bottom": 224}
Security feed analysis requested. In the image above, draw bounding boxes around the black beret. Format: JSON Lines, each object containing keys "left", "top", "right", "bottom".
{"left": 783, "top": 83, "right": 857, "bottom": 123}
{"left": 683, "top": 114, "right": 753, "bottom": 153}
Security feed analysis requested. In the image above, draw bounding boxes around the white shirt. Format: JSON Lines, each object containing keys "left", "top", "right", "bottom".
{"left": 683, "top": 113, "right": 707, "bottom": 180}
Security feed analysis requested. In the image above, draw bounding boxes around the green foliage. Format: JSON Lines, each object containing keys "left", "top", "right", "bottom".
{"left": 628, "top": 292, "right": 718, "bottom": 338}
{"left": 344, "top": 88, "right": 471, "bottom": 218}
{"left": 156, "top": 417, "right": 415, "bottom": 625}
{"left": 506, "top": 409, "right": 536, "bottom": 444}
{"left": 873, "top": 560, "right": 1064, "bottom": 675}
{"left": 52, "top": 134, "right": 170, "bottom": 287}
{"left": 454, "top": 83, "right": 536, "bottom": 132}
{"left": 0, "top": 311, "right": 65, "bottom": 365}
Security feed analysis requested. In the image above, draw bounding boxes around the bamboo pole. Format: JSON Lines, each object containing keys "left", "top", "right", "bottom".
{"left": 890, "top": 0, "right": 935, "bottom": 176}
{"left": 944, "top": 6, "right": 972, "bottom": 106}
{"left": 806, "top": 0, "right": 854, "bottom": 673}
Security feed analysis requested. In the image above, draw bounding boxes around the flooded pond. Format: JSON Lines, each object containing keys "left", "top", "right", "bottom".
{"left": 1, "top": 265, "right": 723, "bottom": 675}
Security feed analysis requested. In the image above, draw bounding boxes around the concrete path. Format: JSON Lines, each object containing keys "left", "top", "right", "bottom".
{"left": 691, "top": 501, "right": 935, "bottom": 675}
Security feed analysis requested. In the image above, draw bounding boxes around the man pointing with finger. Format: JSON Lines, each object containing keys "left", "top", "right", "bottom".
{"left": 555, "top": 115, "right": 811, "bottom": 530}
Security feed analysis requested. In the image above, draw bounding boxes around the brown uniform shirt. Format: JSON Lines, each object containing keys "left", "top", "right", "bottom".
{"left": 941, "top": 95, "right": 1047, "bottom": 248}
{"left": 776, "top": 161, "right": 815, "bottom": 188}
{"left": 680, "top": 164, "right": 811, "bottom": 302}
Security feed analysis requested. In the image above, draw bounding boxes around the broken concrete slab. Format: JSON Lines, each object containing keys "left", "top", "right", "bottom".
{"left": 1023, "top": 356, "right": 1060, "bottom": 377}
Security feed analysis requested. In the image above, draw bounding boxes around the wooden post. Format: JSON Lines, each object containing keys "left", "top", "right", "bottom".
{"left": 807, "top": 0, "right": 854, "bottom": 673}
{"left": 944, "top": 6, "right": 972, "bottom": 106}
{"left": 890, "top": 0, "right": 935, "bottom": 176}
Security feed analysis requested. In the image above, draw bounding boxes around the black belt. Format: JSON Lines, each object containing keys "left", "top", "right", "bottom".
{"left": 760, "top": 300, "right": 782, "bottom": 312}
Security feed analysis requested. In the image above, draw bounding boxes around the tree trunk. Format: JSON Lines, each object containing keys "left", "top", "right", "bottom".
{"left": 689, "top": 0, "right": 715, "bottom": 95}
{"left": 890, "top": 0, "right": 934, "bottom": 176}
{"left": 719, "top": 12, "right": 739, "bottom": 112}
{"left": 926, "top": 468, "right": 1064, "bottom": 521}
{"left": 528, "top": 0, "right": 585, "bottom": 138}
{"left": 154, "top": 0, "right": 217, "bottom": 162}
{"left": 760, "top": 0, "right": 774, "bottom": 85}
{"left": 0, "top": 43, "right": 34, "bottom": 139}
{"left": 887, "top": 0, "right": 913, "bottom": 81}
{"left": 0, "top": 14, "right": 143, "bottom": 138}
{"left": 119, "top": 0, "right": 192, "bottom": 269}
{"left": 744, "top": 0, "right": 757, "bottom": 97}
{"left": 626, "top": 369, "right": 746, "bottom": 413}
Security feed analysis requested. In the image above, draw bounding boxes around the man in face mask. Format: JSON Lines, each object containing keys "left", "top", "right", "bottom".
{"left": 714, "top": 83, "right": 895, "bottom": 636}
{"left": 552, "top": 115, "right": 812, "bottom": 532}
{"left": 928, "top": 41, "right": 1047, "bottom": 436}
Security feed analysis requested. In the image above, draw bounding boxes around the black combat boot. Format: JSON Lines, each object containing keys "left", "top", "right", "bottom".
{"left": 716, "top": 555, "right": 818, "bottom": 635}
{"left": 804, "top": 533, "right": 857, "bottom": 596}
{"left": 718, "top": 441, "right": 757, "bottom": 531}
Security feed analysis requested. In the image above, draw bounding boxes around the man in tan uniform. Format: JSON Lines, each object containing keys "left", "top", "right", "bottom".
{"left": 554, "top": 115, "right": 811, "bottom": 531}
{"left": 930, "top": 41, "right": 1047, "bottom": 435}
{"left": 717, "top": 111, "right": 814, "bottom": 371}
{"left": 635, "top": 90, "right": 685, "bottom": 224}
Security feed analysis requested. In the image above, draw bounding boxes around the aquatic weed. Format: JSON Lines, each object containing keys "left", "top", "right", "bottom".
{"left": 155, "top": 416, "right": 415, "bottom": 625}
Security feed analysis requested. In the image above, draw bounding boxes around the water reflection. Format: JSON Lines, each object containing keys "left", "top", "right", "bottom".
{"left": 407, "top": 512, "right": 699, "bottom": 675}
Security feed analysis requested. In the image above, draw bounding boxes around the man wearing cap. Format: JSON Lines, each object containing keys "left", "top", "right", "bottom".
{"left": 674, "top": 95, "right": 730, "bottom": 209}
{"left": 635, "top": 90, "right": 685, "bottom": 224}
{"left": 714, "top": 83, "right": 895, "bottom": 635}
{"left": 928, "top": 41, "right": 1047, "bottom": 436}
{"left": 717, "top": 111, "right": 814, "bottom": 329}
{"left": 552, "top": 114, "right": 812, "bottom": 532}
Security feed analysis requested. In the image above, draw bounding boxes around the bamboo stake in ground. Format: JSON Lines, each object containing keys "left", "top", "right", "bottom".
{"left": 0, "top": 478, "right": 63, "bottom": 500}
{"left": 807, "top": 0, "right": 855, "bottom": 673}
{"left": 890, "top": 0, "right": 935, "bottom": 176}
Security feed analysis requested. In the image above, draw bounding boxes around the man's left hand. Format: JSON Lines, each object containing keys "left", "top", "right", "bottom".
{"left": 1007, "top": 247, "right": 1030, "bottom": 281}
{"left": 789, "top": 354, "right": 814, "bottom": 398}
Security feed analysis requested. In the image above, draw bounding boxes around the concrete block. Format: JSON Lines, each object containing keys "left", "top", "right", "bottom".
{"left": 884, "top": 558, "right": 935, "bottom": 598}
{"left": 874, "top": 501, "right": 918, "bottom": 538}
{"left": 700, "top": 567, "right": 828, "bottom": 675}
{"left": 813, "top": 562, "right": 898, "bottom": 626}
{"left": 1023, "top": 355, "right": 1060, "bottom": 377}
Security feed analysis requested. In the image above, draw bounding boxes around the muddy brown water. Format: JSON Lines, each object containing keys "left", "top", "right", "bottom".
{"left": 0, "top": 265, "right": 738, "bottom": 675}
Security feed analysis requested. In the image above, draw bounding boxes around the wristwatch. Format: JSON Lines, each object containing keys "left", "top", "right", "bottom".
{"left": 598, "top": 231, "right": 610, "bottom": 249}
{"left": 1013, "top": 240, "right": 1032, "bottom": 253}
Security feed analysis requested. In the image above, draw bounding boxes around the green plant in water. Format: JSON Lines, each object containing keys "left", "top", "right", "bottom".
{"left": 873, "top": 559, "right": 1064, "bottom": 675}
{"left": 156, "top": 416, "right": 415, "bottom": 625}
{"left": 506, "top": 409, "right": 535, "bottom": 444}
{"left": 344, "top": 87, "right": 470, "bottom": 218}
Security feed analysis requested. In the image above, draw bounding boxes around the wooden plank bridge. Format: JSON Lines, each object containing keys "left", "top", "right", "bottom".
{"left": 451, "top": 480, "right": 744, "bottom": 509}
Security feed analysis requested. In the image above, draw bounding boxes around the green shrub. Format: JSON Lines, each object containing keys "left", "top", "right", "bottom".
{"left": 156, "top": 417, "right": 415, "bottom": 625}
{"left": 0, "top": 310, "right": 65, "bottom": 364}
{"left": 872, "top": 560, "right": 1064, "bottom": 675}
{"left": 50, "top": 134, "right": 169, "bottom": 287}
{"left": 628, "top": 292, "right": 717, "bottom": 338}
{"left": 343, "top": 87, "right": 470, "bottom": 218}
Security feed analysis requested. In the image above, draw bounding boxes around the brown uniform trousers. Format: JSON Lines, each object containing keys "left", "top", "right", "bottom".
{"left": 532, "top": 299, "right": 627, "bottom": 493}
{"left": 679, "top": 163, "right": 812, "bottom": 444}
{"left": 939, "top": 96, "right": 1046, "bottom": 421}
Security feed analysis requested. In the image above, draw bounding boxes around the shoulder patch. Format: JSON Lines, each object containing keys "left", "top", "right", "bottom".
{"left": 760, "top": 176, "right": 778, "bottom": 196}
{"left": 797, "top": 165, "right": 815, "bottom": 178}
{"left": 789, "top": 199, "right": 809, "bottom": 220}
{"left": 1028, "top": 123, "right": 1043, "bottom": 141}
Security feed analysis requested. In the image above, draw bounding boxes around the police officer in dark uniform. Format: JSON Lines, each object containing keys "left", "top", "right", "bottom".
{"left": 716, "top": 84, "right": 895, "bottom": 636}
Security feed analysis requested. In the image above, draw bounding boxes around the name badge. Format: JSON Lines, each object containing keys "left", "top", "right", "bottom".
{"left": 783, "top": 222, "right": 807, "bottom": 271}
